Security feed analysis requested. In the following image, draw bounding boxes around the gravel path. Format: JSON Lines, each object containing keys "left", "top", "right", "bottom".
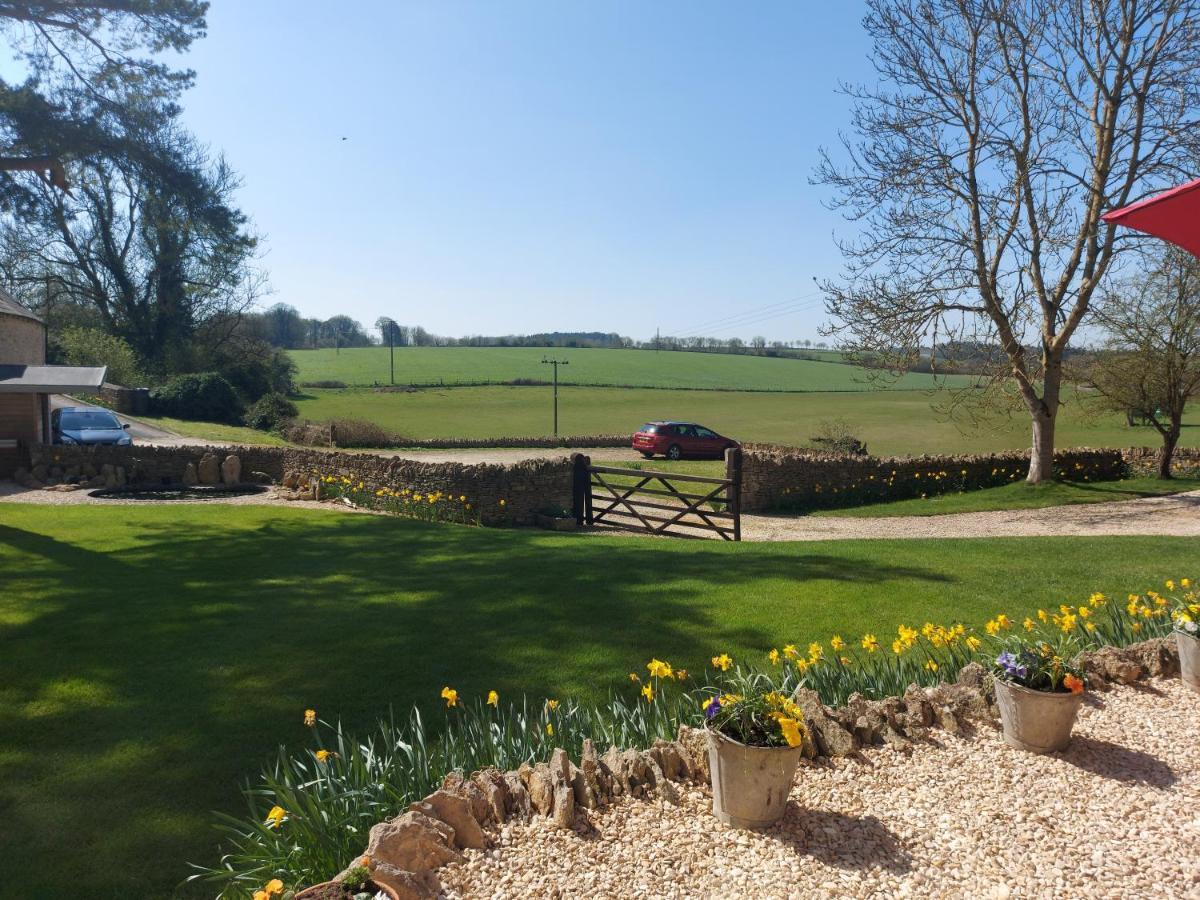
{"left": 740, "top": 490, "right": 1200, "bottom": 541}
{"left": 442, "top": 679, "right": 1200, "bottom": 899}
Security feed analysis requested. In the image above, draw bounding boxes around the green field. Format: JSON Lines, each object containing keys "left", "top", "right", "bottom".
{"left": 1, "top": 502, "right": 1197, "bottom": 897}
{"left": 291, "top": 384, "right": 1196, "bottom": 456}
{"left": 290, "top": 346, "right": 973, "bottom": 392}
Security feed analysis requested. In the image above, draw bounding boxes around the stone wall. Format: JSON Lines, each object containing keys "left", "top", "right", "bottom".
{"left": 27, "top": 443, "right": 574, "bottom": 526}
{"left": 1123, "top": 445, "right": 1200, "bottom": 476}
{"left": 740, "top": 444, "right": 1128, "bottom": 513}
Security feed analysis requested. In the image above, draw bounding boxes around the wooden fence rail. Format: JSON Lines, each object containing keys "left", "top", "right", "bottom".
{"left": 572, "top": 448, "right": 742, "bottom": 541}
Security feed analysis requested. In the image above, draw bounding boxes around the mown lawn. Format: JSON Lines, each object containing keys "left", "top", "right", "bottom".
{"left": 0, "top": 503, "right": 1195, "bottom": 898}
{"left": 289, "top": 345, "right": 966, "bottom": 392}
{"left": 815, "top": 476, "right": 1200, "bottom": 518}
{"left": 291, "top": 384, "right": 1197, "bottom": 456}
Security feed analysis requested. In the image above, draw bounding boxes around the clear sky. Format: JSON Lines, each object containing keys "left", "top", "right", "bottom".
{"left": 179, "top": 1, "right": 872, "bottom": 342}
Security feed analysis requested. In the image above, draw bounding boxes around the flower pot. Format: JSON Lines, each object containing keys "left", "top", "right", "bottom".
{"left": 295, "top": 879, "right": 400, "bottom": 900}
{"left": 706, "top": 728, "right": 803, "bottom": 829}
{"left": 1177, "top": 629, "right": 1200, "bottom": 694}
{"left": 993, "top": 678, "right": 1083, "bottom": 754}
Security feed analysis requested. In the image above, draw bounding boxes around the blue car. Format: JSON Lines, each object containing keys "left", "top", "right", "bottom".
{"left": 51, "top": 407, "right": 133, "bottom": 446}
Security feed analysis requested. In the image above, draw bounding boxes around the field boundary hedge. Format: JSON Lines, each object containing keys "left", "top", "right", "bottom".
{"left": 279, "top": 418, "right": 630, "bottom": 450}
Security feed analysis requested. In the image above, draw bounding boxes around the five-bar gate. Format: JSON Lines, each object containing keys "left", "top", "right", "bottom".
{"left": 572, "top": 448, "right": 741, "bottom": 541}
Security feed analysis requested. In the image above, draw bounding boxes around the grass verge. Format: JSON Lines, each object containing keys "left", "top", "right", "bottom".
{"left": 814, "top": 476, "right": 1200, "bottom": 518}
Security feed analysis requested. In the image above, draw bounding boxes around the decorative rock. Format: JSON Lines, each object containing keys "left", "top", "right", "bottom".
{"left": 1129, "top": 637, "right": 1180, "bottom": 677}
{"left": 470, "top": 768, "right": 509, "bottom": 823}
{"left": 551, "top": 781, "right": 575, "bottom": 829}
{"left": 282, "top": 470, "right": 300, "bottom": 489}
{"left": 197, "top": 452, "right": 220, "bottom": 485}
{"left": 101, "top": 464, "right": 116, "bottom": 488}
{"left": 573, "top": 739, "right": 603, "bottom": 808}
{"left": 792, "top": 686, "right": 860, "bottom": 757}
{"left": 182, "top": 463, "right": 198, "bottom": 486}
{"left": 442, "top": 771, "right": 492, "bottom": 825}
{"left": 365, "top": 811, "right": 461, "bottom": 873}
{"left": 114, "top": 465, "right": 127, "bottom": 487}
{"left": 525, "top": 763, "right": 554, "bottom": 816}
{"left": 501, "top": 771, "right": 530, "bottom": 819}
{"left": 368, "top": 860, "right": 440, "bottom": 900}
{"left": 247, "top": 470, "right": 273, "bottom": 484}
{"left": 676, "top": 725, "right": 711, "bottom": 784}
{"left": 1084, "top": 646, "right": 1143, "bottom": 686}
{"left": 220, "top": 454, "right": 242, "bottom": 485}
{"left": 412, "top": 790, "right": 487, "bottom": 850}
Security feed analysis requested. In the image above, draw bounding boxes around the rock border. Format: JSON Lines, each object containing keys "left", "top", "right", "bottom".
{"left": 333, "top": 637, "right": 1181, "bottom": 899}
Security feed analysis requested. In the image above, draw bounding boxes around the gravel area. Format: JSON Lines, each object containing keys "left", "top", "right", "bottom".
{"left": 442, "top": 679, "right": 1200, "bottom": 899}
{"left": 740, "top": 490, "right": 1200, "bottom": 541}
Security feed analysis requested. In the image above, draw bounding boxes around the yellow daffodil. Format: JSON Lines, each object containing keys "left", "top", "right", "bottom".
{"left": 545, "top": 699, "right": 559, "bottom": 711}
{"left": 675, "top": 669, "right": 688, "bottom": 681}
{"left": 641, "top": 683, "right": 655, "bottom": 702}
{"left": 265, "top": 805, "right": 286, "bottom": 829}
{"left": 768, "top": 648, "right": 780, "bottom": 665}
{"left": 628, "top": 672, "right": 641, "bottom": 683}
{"left": 830, "top": 635, "right": 846, "bottom": 651}
{"left": 711, "top": 653, "right": 733, "bottom": 671}
{"left": 440, "top": 686, "right": 458, "bottom": 707}
{"left": 487, "top": 690, "right": 499, "bottom": 707}
{"left": 646, "top": 658, "right": 673, "bottom": 679}
{"left": 794, "top": 658, "right": 809, "bottom": 672}
{"left": 315, "top": 749, "right": 331, "bottom": 763}
{"left": 861, "top": 633, "right": 880, "bottom": 653}
{"left": 807, "top": 642, "right": 823, "bottom": 663}
{"left": 985, "top": 619, "right": 1000, "bottom": 636}
{"left": 966, "top": 635, "right": 982, "bottom": 651}
{"left": 545, "top": 722, "right": 553, "bottom": 737}
{"left": 924, "top": 660, "right": 938, "bottom": 672}
{"left": 783, "top": 644, "right": 798, "bottom": 658}
{"left": 1022, "top": 617, "right": 1035, "bottom": 632}
{"left": 303, "top": 709, "right": 317, "bottom": 727}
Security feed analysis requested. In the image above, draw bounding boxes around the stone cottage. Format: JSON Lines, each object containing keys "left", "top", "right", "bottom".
{"left": 0, "top": 290, "right": 106, "bottom": 476}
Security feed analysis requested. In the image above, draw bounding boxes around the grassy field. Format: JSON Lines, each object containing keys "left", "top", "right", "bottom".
{"left": 291, "top": 384, "right": 1197, "bottom": 456}
{"left": 290, "top": 346, "right": 972, "bottom": 392}
{"left": 816, "top": 476, "right": 1200, "bottom": 518}
{"left": 1, "top": 503, "right": 1196, "bottom": 898}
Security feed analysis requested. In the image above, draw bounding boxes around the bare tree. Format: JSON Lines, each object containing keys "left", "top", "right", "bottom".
{"left": 1081, "top": 248, "right": 1200, "bottom": 477}
{"left": 817, "top": 0, "right": 1200, "bottom": 482}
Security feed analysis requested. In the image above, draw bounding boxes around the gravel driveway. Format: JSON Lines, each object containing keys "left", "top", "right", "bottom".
{"left": 442, "top": 678, "right": 1200, "bottom": 899}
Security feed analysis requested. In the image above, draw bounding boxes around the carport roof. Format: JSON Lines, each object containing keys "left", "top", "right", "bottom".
{"left": 0, "top": 289, "right": 43, "bottom": 323}
{"left": 0, "top": 364, "right": 107, "bottom": 393}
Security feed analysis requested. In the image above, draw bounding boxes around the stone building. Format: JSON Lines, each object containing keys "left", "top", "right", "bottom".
{"left": 0, "top": 290, "right": 106, "bottom": 476}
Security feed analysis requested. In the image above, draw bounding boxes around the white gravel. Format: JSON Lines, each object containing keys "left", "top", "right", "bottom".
{"left": 441, "top": 679, "right": 1200, "bottom": 899}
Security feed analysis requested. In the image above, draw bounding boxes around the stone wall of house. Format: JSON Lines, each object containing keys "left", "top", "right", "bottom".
{"left": 26, "top": 443, "right": 575, "bottom": 526}
{"left": 740, "top": 444, "right": 1128, "bottom": 512}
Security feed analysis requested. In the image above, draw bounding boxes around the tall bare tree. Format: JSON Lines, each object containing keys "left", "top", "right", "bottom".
{"left": 1081, "top": 248, "right": 1200, "bottom": 477}
{"left": 817, "top": 0, "right": 1200, "bottom": 482}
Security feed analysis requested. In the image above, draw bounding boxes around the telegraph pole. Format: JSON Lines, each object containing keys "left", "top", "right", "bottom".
{"left": 541, "top": 357, "right": 568, "bottom": 436}
{"left": 388, "top": 323, "right": 395, "bottom": 385}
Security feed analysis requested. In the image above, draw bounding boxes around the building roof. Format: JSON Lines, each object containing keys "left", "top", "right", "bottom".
{"left": 0, "top": 364, "right": 107, "bottom": 393}
{"left": 0, "top": 287, "right": 43, "bottom": 324}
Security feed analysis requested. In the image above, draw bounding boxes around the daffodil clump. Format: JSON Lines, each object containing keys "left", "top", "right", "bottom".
{"left": 316, "top": 473, "right": 485, "bottom": 525}
{"left": 1167, "top": 578, "right": 1199, "bottom": 637}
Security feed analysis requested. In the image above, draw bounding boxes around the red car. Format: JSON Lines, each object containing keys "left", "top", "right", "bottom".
{"left": 631, "top": 421, "right": 739, "bottom": 460}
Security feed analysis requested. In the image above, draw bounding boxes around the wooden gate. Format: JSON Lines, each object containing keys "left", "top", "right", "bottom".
{"left": 572, "top": 448, "right": 741, "bottom": 541}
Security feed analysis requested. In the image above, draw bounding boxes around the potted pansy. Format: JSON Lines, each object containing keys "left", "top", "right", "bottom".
{"left": 991, "top": 640, "right": 1086, "bottom": 754}
{"left": 1169, "top": 578, "right": 1199, "bottom": 693}
{"left": 702, "top": 681, "right": 809, "bottom": 829}
{"left": 293, "top": 856, "right": 399, "bottom": 900}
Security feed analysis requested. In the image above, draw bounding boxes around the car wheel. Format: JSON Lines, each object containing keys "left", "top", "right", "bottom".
{"left": 666, "top": 444, "right": 682, "bottom": 461}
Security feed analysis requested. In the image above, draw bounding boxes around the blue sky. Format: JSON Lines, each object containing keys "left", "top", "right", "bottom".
{"left": 180, "top": 1, "right": 871, "bottom": 342}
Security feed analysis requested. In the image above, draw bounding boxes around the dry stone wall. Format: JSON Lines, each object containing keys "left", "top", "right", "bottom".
{"left": 741, "top": 444, "right": 1128, "bottom": 513}
{"left": 26, "top": 443, "right": 574, "bottom": 526}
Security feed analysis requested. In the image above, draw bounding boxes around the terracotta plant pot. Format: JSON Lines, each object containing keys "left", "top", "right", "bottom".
{"left": 706, "top": 728, "right": 803, "bottom": 829}
{"left": 993, "top": 678, "right": 1083, "bottom": 754}
{"left": 294, "top": 879, "right": 400, "bottom": 900}
{"left": 1177, "top": 629, "right": 1200, "bottom": 694}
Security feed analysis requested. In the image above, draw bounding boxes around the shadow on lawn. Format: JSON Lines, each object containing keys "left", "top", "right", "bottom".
{"left": 0, "top": 512, "right": 948, "bottom": 897}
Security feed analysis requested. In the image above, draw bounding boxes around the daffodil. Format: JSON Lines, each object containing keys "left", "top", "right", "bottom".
{"left": 768, "top": 648, "right": 780, "bottom": 665}
{"left": 646, "top": 658, "right": 673, "bottom": 678}
{"left": 830, "top": 635, "right": 846, "bottom": 651}
{"left": 315, "top": 749, "right": 331, "bottom": 763}
{"left": 545, "top": 699, "right": 559, "bottom": 711}
{"left": 711, "top": 653, "right": 733, "bottom": 671}
{"left": 545, "top": 722, "right": 553, "bottom": 737}
{"left": 440, "top": 686, "right": 458, "bottom": 707}
{"left": 303, "top": 709, "right": 317, "bottom": 727}
{"left": 487, "top": 690, "right": 499, "bottom": 707}
{"left": 861, "top": 633, "right": 879, "bottom": 653}
{"left": 641, "top": 683, "right": 655, "bottom": 702}
{"left": 265, "top": 805, "right": 286, "bottom": 829}
{"left": 782, "top": 644, "right": 798, "bottom": 658}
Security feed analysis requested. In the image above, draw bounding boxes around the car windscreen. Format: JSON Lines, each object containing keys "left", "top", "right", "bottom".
{"left": 60, "top": 411, "right": 121, "bottom": 430}
{"left": 639, "top": 424, "right": 658, "bottom": 433}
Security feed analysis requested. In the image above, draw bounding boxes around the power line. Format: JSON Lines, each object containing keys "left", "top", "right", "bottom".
{"left": 672, "top": 289, "right": 825, "bottom": 336}
{"left": 672, "top": 291, "right": 828, "bottom": 339}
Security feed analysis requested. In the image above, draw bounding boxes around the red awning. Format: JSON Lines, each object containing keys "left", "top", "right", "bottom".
{"left": 1102, "top": 177, "right": 1200, "bottom": 259}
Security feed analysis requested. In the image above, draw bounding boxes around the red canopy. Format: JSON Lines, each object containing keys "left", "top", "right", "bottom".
{"left": 1102, "top": 177, "right": 1200, "bottom": 259}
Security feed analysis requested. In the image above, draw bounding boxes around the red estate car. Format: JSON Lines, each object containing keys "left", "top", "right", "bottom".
{"left": 631, "top": 421, "right": 739, "bottom": 460}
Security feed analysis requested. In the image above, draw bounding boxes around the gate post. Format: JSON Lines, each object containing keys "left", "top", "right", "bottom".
{"left": 725, "top": 446, "right": 742, "bottom": 541}
{"left": 571, "top": 454, "right": 591, "bottom": 524}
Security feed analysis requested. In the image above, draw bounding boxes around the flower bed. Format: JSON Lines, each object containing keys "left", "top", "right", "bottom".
{"left": 190, "top": 577, "right": 1195, "bottom": 896}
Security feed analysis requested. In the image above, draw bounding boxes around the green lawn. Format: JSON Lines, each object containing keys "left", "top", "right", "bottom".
{"left": 0, "top": 503, "right": 1196, "bottom": 898}
{"left": 290, "top": 345, "right": 973, "bottom": 392}
{"left": 816, "top": 476, "right": 1200, "bottom": 517}
{"left": 291, "top": 384, "right": 1196, "bottom": 456}
{"left": 137, "top": 414, "right": 290, "bottom": 446}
